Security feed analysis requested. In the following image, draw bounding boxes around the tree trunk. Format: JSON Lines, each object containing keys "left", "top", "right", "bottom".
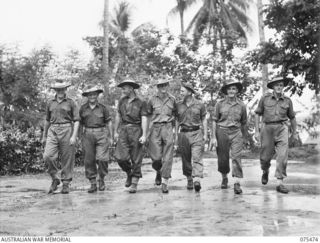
{"left": 103, "top": 0, "right": 109, "bottom": 98}
{"left": 179, "top": 9, "right": 184, "bottom": 35}
{"left": 257, "top": 0, "right": 268, "bottom": 94}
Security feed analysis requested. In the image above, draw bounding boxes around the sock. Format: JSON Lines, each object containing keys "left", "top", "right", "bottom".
{"left": 277, "top": 179, "right": 283, "bottom": 186}
{"left": 222, "top": 173, "right": 228, "bottom": 179}
{"left": 163, "top": 178, "right": 169, "bottom": 185}
{"left": 194, "top": 177, "right": 200, "bottom": 183}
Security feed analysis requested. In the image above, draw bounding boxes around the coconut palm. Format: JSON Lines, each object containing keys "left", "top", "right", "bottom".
{"left": 167, "top": 0, "right": 199, "bottom": 35}
{"left": 185, "top": 0, "right": 252, "bottom": 75}
{"left": 186, "top": 0, "right": 252, "bottom": 46}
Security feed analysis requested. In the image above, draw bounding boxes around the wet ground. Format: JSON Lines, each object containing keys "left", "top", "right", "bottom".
{"left": 0, "top": 157, "right": 319, "bottom": 236}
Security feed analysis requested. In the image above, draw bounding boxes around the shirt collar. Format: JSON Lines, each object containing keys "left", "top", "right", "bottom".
{"left": 183, "top": 96, "right": 195, "bottom": 107}
{"left": 53, "top": 95, "right": 67, "bottom": 102}
{"left": 271, "top": 92, "right": 284, "bottom": 100}
{"left": 226, "top": 96, "right": 241, "bottom": 105}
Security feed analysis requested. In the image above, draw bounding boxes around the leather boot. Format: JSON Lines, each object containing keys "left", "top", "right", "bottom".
{"left": 125, "top": 172, "right": 132, "bottom": 188}
{"left": 261, "top": 170, "right": 269, "bottom": 185}
{"left": 129, "top": 177, "right": 139, "bottom": 193}
{"left": 194, "top": 181, "right": 201, "bottom": 192}
{"left": 276, "top": 184, "right": 289, "bottom": 194}
{"left": 61, "top": 183, "right": 70, "bottom": 194}
{"left": 48, "top": 178, "right": 60, "bottom": 194}
{"left": 155, "top": 171, "right": 162, "bottom": 186}
{"left": 221, "top": 177, "right": 228, "bottom": 189}
{"left": 98, "top": 180, "right": 105, "bottom": 191}
{"left": 187, "top": 177, "right": 194, "bottom": 190}
{"left": 234, "top": 183, "right": 243, "bottom": 194}
{"left": 88, "top": 183, "right": 97, "bottom": 193}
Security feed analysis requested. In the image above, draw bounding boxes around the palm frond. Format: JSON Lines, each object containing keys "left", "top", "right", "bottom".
{"left": 185, "top": 6, "right": 207, "bottom": 33}
{"left": 229, "top": 2, "right": 253, "bottom": 32}
{"left": 229, "top": 0, "right": 251, "bottom": 11}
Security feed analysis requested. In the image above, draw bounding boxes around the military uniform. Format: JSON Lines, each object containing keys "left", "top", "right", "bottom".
{"left": 212, "top": 97, "right": 247, "bottom": 178}
{"left": 255, "top": 92, "right": 295, "bottom": 179}
{"left": 80, "top": 102, "right": 111, "bottom": 185}
{"left": 147, "top": 93, "right": 177, "bottom": 180}
{"left": 177, "top": 97, "right": 206, "bottom": 180}
{"left": 43, "top": 96, "right": 80, "bottom": 184}
{"left": 114, "top": 95, "right": 148, "bottom": 179}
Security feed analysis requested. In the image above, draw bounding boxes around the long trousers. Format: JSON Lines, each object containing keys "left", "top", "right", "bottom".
{"left": 178, "top": 129, "right": 204, "bottom": 178}
{"left": 216, "top": 126, "right": 243, "bottom": 178}
{"left": 114, "top": 124, "right": 144, "bottom": 178}
{"left": 260, "top": 123, "right": 289, "bottom": 179}
{"left": 43, "top": 124, "right": 75, "bottom": 183}
{"left": 82, "top": 129, "right": 109, "bottom": 183}
{"left": 147, "top": 123, "right": 174, "bottom": 179}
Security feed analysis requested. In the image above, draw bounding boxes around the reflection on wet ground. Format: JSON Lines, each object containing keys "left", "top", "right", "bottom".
{"left": 0, "top": 158, "right": 319, "bottom": 236}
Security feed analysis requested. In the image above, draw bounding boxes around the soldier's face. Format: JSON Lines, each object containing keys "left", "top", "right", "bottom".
{"left": 157, "top": 83, "right": 169, "bottom": 94}
{"left": 55, "top": 88, "right": 67, "bottom": 98}
{"left": 226, "top": 85, "right": 238, "bottom": 98}
{"left": 87, "top": 92, "right": 99, "bottom": 103}
{"left": 273, "top": 81, "right": 284, "bottom": 94}
{"left": 121, "top": 85, "right": 133, "bottom": 97}
{"left": 180, "top": 87, "right": 191, "bottom": 98}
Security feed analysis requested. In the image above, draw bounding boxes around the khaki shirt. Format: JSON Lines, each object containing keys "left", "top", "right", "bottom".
{"left": 255, "top": 92, "right": 295, "bottom": 123}
{"left": 118, "top": 95, "right": 148, "bottom": 125}
{"left": 147, "top": 93, "right": 177, "bottom": 123}
{"left": 177, "top": 97, "right": 206, "bottom": 127}
{"left": 80, "top": 102, "right": 111, "bottom": 128}
{"left": 212, "top": 97, "right": 247, "bottom": 128}
{"left": 46, "top": 97, "right": 80, "bottom": 124}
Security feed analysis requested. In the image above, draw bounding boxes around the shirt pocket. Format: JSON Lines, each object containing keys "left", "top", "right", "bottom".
{"left": 130, "top": 104, "right": 141, "bottom": 118}
{"left": 164, "top": 102, "right": 174, "bottom": 116}
{"left": 264, "top": 100, "right": 276, "bottom": 115}
{"left": 232, "top": 109, "right": 242, "bottom": 121}
{"left": 153, "top": 104, "right": 162, "bottom": 115}
{"left": 279, "top": 104, "right": 289, "bottom": 117}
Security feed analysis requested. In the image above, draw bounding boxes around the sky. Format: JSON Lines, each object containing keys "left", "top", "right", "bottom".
{"left": 0, "top": 0, "right": 261, "bottom": 58}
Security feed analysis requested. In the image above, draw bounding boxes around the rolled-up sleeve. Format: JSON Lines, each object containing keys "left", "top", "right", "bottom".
{"left": 103, "top": 106, "right": 111, "bottom": 123}
{"left": 211, "top": 102, "right": 220, "bottom": 122}
{"left": 241, "top": 104, "right": 247, "bottom": 125}
{"left": 146, "top": 99, "right": 153, "bottom": 115}
{"left": 140, "top": 100, "right": 148, "bottom": 116}
{"left": 45, "top": 102, "right": 51, "bottom": 122}
{"left": 200, "top": 104, "right": 207, "bottom": 121}
{"left": 71, "top": 101, "right": 80, "bottom": 122}
{"left": 287, "top": 99, "right": 295, "bottom": 119}
{"left": 254, "top": 97, "right": 264, "bottom": 115}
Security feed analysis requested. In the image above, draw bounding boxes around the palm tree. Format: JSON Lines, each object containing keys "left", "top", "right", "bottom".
{"left": 167, "top": 0, "right": 199, "bottom": 35}
{"left": 257, "top": 0, "right": 268, "bottom": 94}
{"left": 103, "top": 0, "right": 109, "bottom": 96}
{"left": 185, "top": 0, "right": 252, "bottom": 76}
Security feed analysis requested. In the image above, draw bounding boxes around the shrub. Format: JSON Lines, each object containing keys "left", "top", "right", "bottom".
{"left": 0, "top": 127, "right": 83, "bottom": 175}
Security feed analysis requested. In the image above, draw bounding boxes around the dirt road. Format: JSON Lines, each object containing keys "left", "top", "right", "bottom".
{"left": 0, "top": 157, "right": 319, "bottom": 236}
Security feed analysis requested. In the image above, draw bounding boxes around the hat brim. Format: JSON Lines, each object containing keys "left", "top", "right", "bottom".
{"left": 50, "top": 84, "right": 71, "bottom": 89}
{"left": 221, "top": 82, "right": 243, "bottom": 94}
{"left": 267, "top": 78, "right": 290, "bottom": 89}
{"left": 182, "top": 85, "right": 195, "bottom": 94}
{"left": 118, "top": 82, "right": 140, "bottom": 89}
{"left": 82, "top": 89, "right": 104, "bottom": 97}
{"left": 156, "top": 81, "right": 169, "bottom": 86}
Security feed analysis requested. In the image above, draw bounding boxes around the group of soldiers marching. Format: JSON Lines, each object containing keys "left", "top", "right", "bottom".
{"left": 42, "top": 76, "right": 298, "bottom": 195}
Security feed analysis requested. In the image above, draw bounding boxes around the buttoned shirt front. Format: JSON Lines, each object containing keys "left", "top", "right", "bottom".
{"left": 177, "top": 97, "right": 206, "bottom": 127}
{"left": 80, "top": 102, "right": 111, "bottom": 128}
{"left": 46, "top": 96, "right": 80, "bottom": 124}
{"left": 147, "top": 93, "right": 177, "bottom": 123}
{"left": 212, "top": 97, "right": 247, "bottom": 128}
{"left": 255, "top": 92, "right": 295, "bottom": 123}
{"left": 118, "top": 95, "right": 148, "bottom": 124}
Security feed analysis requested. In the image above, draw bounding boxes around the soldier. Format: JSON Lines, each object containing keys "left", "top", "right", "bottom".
{"left": 211, "top": 80, "right": 248, "bottom": 194}
{"left": 176, "top": 83, "right": 208, "bottom": 192}
{"left": 254, "top": 76, "right": 298, "bottom": 194}
{"left": 42, "top": 79, "right": 80, "bottom": 194}
{"left": 79, "top": 85, "right": 113, "bottom": 193}
{"left": 147, "top": 79, "right": 178, "bottom": 193}
{"left": 114, "top": 79, "right": 148, "bottom": 193}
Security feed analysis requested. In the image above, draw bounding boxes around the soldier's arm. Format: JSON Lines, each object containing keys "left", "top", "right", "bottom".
{"left": 107, "top": 120, "right": 113, "bottom": 142}
{"left": 141, "top": 116, "right": 148, "bottom": 138}
{"left": 71, "top": 121, "right": 80, "bottom": 140}
{"left": 202, "top": 117, "right": 208, "bottom": 141}
{"left": 42, "top": 120, "right": 50, "bottom": 141}
{"left": 114, "top": 111, "right": 120, "bottom": 141}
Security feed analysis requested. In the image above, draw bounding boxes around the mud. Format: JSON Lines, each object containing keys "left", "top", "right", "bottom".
{"left": 0, "top": 158, "right": 319, "bottom": 236}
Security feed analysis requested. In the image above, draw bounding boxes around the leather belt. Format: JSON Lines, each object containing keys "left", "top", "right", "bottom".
{"left": 51, "top": 123, "right": 72, "bottom": 127}
{"left": 265, "top": 121, "right": 286, "bottom": 125}
{"left": 180, "top": 126, "right": 200, "bottom": 132}
{"left": 85, "top": 127, "right": 105, "bottom": 132}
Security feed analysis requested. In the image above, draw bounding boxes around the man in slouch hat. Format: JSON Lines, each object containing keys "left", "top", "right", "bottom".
{"left": 42, "top": 79, "right": 80, "bottom": 194}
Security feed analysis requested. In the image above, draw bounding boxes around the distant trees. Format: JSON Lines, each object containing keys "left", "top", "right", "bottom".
{"left": 247, "top": 0, "right": 320, "bottom": 95}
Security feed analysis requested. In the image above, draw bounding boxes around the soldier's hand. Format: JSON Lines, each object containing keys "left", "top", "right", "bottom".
{"left": 114, "top": 132, "right": 119, "bottom": 142}
{"left": 69, "top": 136, "right": 76, "bottom": 146}
{"left": 254, "top": 131, "right": 261, "bottom": 146}
{"left": 41, "top": 137, "right": 47, "bottom": 148}
{"left": 211, "top": 137, "right": 217, "bottom": 147}
{"left": 139, "top": 135, "right": 147, "bottom": 144}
